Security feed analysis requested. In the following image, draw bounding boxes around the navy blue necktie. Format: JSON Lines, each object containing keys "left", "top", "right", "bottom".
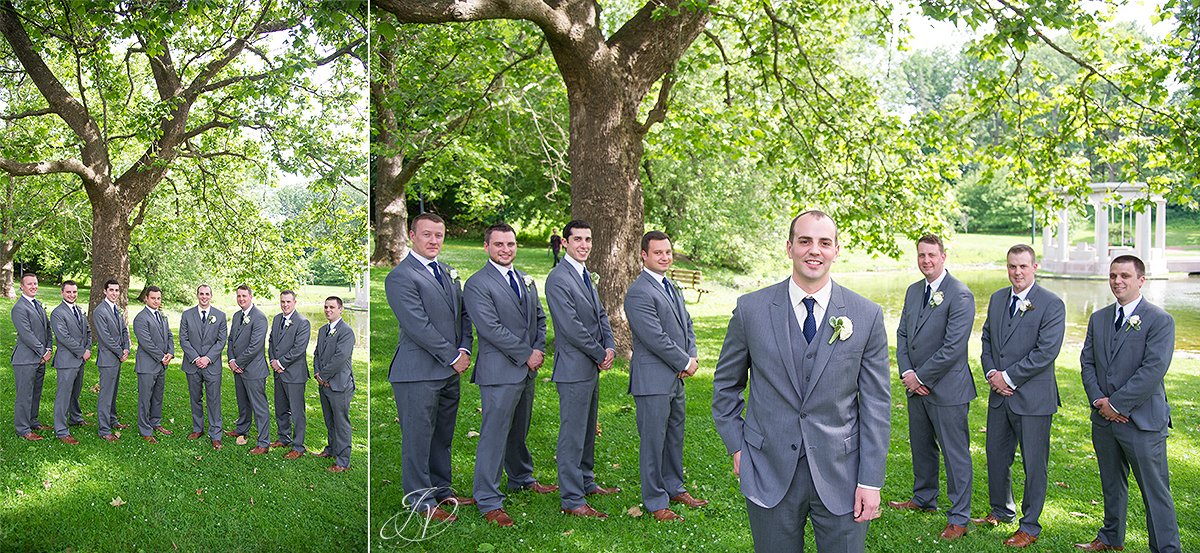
{"left": 113, "top": 304, "right": 120, "bottom": 322}
{"left": 429, "top": 262, "right": 444, "bottom": 287}
{"left": 1114, "top": 306, "right": 1124, "bottom": 332}
{"left": 583, "top": 268, "right": 593, "bottom": 293}
{"left": 73, "top": 305, "right": 83, "bottom": 327}
{"left": 802, "top": 297, "right": 817, "bottom": 343}
{"left": 922, "top": 284, "right": 931, "bottom": 308}
{"left": 1008, "top": 295, "right": 1019, "bottom": 318}
{"left": 507, "top": 270, "right": 522, "bottom": 300}
{"left": 663, "top": 278, "right": 674, "bottom": 302}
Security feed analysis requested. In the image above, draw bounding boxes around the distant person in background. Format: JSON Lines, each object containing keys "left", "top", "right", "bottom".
{"left": 550, "top": 233, "right": 563, "bottom": 267}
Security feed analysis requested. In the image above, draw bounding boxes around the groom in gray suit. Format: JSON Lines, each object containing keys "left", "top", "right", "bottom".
{"left": 133, "top": 285, "right": 175, "bottom": 443}
{"left": 464, "top": 222, "right": 556, "bottom": 527}
{"left": 625, "top": 231, "right": 707, "bottom": 522}
{"left": 50, "top": 280, "right": 91, "bottom": 444}
{"left": 888, "top": 234, "right": 976, "bottom": 540}
{"left": 269, "top": 290, "right": 311, "bottom": 459}
{"left": 179, "top": 284, "right": 227, "bottom": 448}
{"left": 546, "top": 219, "right": 621, "bottom": 519}
{"left": 314, "top": 296, "right": 355, "bottom": 472}
{"left": 387, "top": 212, "right": 475, "bottom": 523}
{"left": 974, "top": 244, "right": 1065, "bottom": 548}
{"left": 1075, "top": 255, "right": 1180, "bottom": 552}
{"left": 227, "top": 284, "right": 271, "bottom": 453}
{"left": 10, "top": 272, "right": 52, "bottom": 440}
{"left": 712, "top": 210, "right": 890, "bottom": 553}
{"left": 94, "top": 278, "right": 131, "bottom": 441}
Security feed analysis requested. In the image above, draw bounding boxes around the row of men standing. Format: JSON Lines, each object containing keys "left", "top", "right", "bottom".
{"left": 9, "top": 276, "right": 356, "bottom": 471}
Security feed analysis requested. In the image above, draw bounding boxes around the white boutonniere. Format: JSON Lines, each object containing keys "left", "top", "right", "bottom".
{"left": 1018, "top": 299, "right": 1033, "bottom": 316}
{"left": 328, "top": 327, "right": 337, "bottom": 336}
{"left": 589, "top": 271, "right": 601, "bottom": 286}
{"left": 207, "top": 315, "right": 216, "bottom": 324}
{"left": 1126, "top": 315, "right": 1141, "bottom": 332}
{"left": 284, "top": 319, "right": 292, "bottom": 328}
{"left": 241, "top": 316, "right": 249, "bottom": 325}
{"left": 448, "top": 267, "right": 460, "bottom": 282}
{"left": 828, "top": 316, "right": 853, "bottom": 345}
{"left": 929, "top": 291, "right": 944, "bottom": 308}
{"left": 522, "top": 274, "right": 534, "bottom": 288}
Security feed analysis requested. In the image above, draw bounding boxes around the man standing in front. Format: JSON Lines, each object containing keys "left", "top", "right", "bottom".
{"left": 269, "top": 290, "right": 311, "bottom": 459}
{"left": 546, "top": 219, "right": 621, "bottom": 519}
{"left": 94, "top": 278, "right": 131, "bottom": 441}
{"left": 11, "top": 272, "right": 52, "bottom": 440}
{"left": 386, "top": 212, "right": 475, "bottom": 523}
{"left": 50, "top": 280, "right": 91, "bottom": 444}
{"left": 974, "top": 244, "right": 1065, "bottom": 548}
{"left": 227, "top": 284, "right": 271, "bottom": 454}
{"left": 464, "top": 223, "right": 556, "bottom": 528}
{"left": 132, "top": 285, "right": 175, "bottom": 444}
{"left": 179, "top": 284, "right": 228, "bottom": 449}
{"left": 625, "top": 231, "right": 707, "bottom": 522}
{"left": 888, "top": 234, "right": 976, "bottom": 540}
{"left": 314, "top": 296, "right": 355, "bottom": 472}
{"left": 1075, "top": 255, "right": 1181, "bottom": 552}
{"left": 712, "top": 210, "right": 890, "bottom": 553}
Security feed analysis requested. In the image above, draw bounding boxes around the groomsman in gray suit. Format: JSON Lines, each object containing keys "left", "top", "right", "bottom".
{"left": 973, "top": 244, "right": 1065, "bottom": 548}
{"left": 888, "top": 234, "right": 976, "bottom": 540}
{"left": 546, "top": 219, "right": 620, "bottom": 519}
{"left": 625, "top": 231, "right": 707, "bottom": 522}
{"left": 227, "top": 284, "right": 271, "bottom": 454}
{"left": 179, "top": 284, "right": 227, "bottom": 449}
{"left": 94, "top": 278, "right": 132, "bottom": 441}
{"left": 50, "top": 280, "right": 91, "bottom": 444}
{"left": 269, "top": 290, "right": 311, "bottom": 459}
{"left": 1075, "top": 255, "right": 1181, "bottom": 552}
{"left": 133, "top": 285, "right": 175, "bottom": 443}
{"left": 314, "top": 296, "right": 355, "bottom": 472}
{"left": 10, "top": 272, "right": 52, "bottom": 440}
{"left": 386, "top": 212, "right": 475, "bottom": 523}
{"left": 464, "top": 223, "right": 556, "bottom": 528}
{"left": 712, "top": 210, "right": 891, "bottom": 553}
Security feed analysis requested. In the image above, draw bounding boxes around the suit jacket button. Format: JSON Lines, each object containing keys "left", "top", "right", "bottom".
{"left": 799, "top": 413, "right": 807, "bottom": 419}
{"left": 791, "top": 444, "right": 798, "bottom": 451}
{"left": 807, "top": 353, "right": 814, "bottom": 359}
{"left": 1000, "top": 353, "right": 1005, "bottom": 358}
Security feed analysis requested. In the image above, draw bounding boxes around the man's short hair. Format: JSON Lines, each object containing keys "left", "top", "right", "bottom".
{"left": 641, "top": 230, "right": 671, "bottom": 253}
{"left": 61, "top": 280, "right": 77, "bottom": 290}
{"left": 280, "top": 289, "right": 296, "bottom": 299}
{"left": 197, "top": 284, "right": 212, "bottom": 293}
{"left": 145, "top": 285, "right": 162, "bottom": 295}
{"left": 411, "top": 212, "right": 445, "bottom": 229}
{"left": 1111, "top": 254, "right": 1146, "bottom": 277}
{"left": 917, "top": 234, "right": 945, "bottom": 253}
{"left": 20, "top": 272, "right": 38, "bottom": 283}
{"left": 563, "top": 220, "right": 591, "bottom": 240}
{"left": 236, "top": 284, "right": 253, "bottom": 295}
{"left": 484, "top": 222, "right": 516, "bottom": 243}
{"left": 104, "top": 278, "right": 120, "bottom": 289}
{"left": 788, "top": 210, "right": 839, "bottom": 244}
{"left": 1007, "top": 244, "right": 1037, "bottom": 262}
{"left": 326, "top": 296, "right": 344, "bottom": 308}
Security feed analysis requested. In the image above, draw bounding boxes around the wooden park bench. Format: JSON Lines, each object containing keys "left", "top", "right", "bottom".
{"left": 666, "top": 268, "right": 710, "bottom": 303}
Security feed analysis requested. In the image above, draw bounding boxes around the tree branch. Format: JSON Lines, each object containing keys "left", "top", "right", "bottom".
{"left": 0, "top": 106, "right": 54, "bottom": 121}
{"left": 637, "top": 73, "right": 674, "bottom": 134}
{"left": 0, "top": 155, "right": 91, "bottom": 179}
{"left": 608, "top": 0, "right": 712, "bottom": 91}
{"left": 198, "top": 36, "right": 365, "bottom": 94}
{"left": 377, "top": 0, "right": 562, "bottom": 28}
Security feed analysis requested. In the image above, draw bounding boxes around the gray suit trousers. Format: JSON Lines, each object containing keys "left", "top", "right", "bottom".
{"left": 394, "top": 376, "right": 460, "bottom": 510}
{"left": 473, "top": 375, "right": 538, "bottom": 512}
{"left": 319, "top": 385, "right": 353, "bottom": 468}
{"left": 907, "top": 397, "right": 972, "bottom": 525}
{"left": 233, "top": 372, "right": 271, "bottom": 447}
{"left": 186, "top": 371, "right": 223, "bottom": 440}
{"left": 556, "top": 377, "right": 600, "bottom": 510}
{"left": 985, "top": 401, "right": 1052, "bottom": 536}
{"left": 136, "top": 371, "right": 165, "bottom": 436}
{"left": 53, "top": 367, "right": 84, "bottom": 437}
{"left": 1092, "top": 422, "right": 1180, "bottom": 552}
{"left": 635, "top": 379, "right": 687, "bottom": 512}
{"left": 12, "top": 363, "right": 46, "bottom": 435}
{"left": 274, "top": 377, "right": 307, "bottom": 452}
{"left": 96, "top": 364, "right": 122, "bottom": 436}
{"left": 747, "top": 453, "right": 870, "bottom": 553}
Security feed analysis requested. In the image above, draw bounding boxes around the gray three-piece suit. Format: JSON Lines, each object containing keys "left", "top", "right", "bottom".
{"left": 315, "top": 320, "right": 356, "bottom": 468}
{"left": 11, "top": 296, "right": 52, "bottom": 436}
{"left": 179, "top": 306, "right": 227, "bottom": 440}
{"left": 228, "top": 306, "right": 271, "bottom": 448}
{"left": 50, "top": 301, "right": 91, "bottom": 437}
{"left": 94, "top": 300, "right": 131, "bottom": 437}
{"left": 270, "top": 311, "right": 311, "bottom": 453}
{"left": 133, "top": 306, "right": 175, "bottom": 436}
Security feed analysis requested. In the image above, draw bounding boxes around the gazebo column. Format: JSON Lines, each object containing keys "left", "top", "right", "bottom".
{"left": 1151, "top": 199, "right": 1168, "bottom": 275}
{"left": 1094, "top": 201, "right": 1109, "bottom": 275}
{"left": 1135, "top": 205, "right": 1151, "bottom": 261}
{"left": 1057, "top": 208, "right": 1069, "bottom": 262}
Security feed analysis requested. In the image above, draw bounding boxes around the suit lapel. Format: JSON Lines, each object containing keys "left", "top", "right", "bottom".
{"left": 644, "top": 272, "right": 686, "bottom": 329}
{"left": 485, "top": 263, "right": 524, "bottom": 312}
{"left": 1109, "top": 302, "right": 1141, "bottom": 363}
{"left": 804, "top": 283, "right": 845, "bottom": 400}
{"left": 999, "top": 285, "right": 1032, "bottom": 347}
{"left": 405, "top": 254, "right": 454, "bottom": 311}
{"left": 769, "top": 283, "right": 805, "bottom": 401}
{"left": 913, "top": 283, "right": 937, "bottom": 335}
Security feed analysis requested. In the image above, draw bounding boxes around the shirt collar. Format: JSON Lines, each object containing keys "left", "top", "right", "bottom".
{"left": 22, "top": 294, "right": 38, "bottom": 305}
{"left": 488, "top": 259, "right": 515, "bottom": 278}
{"left": 1117, "top": 295, "right": 1142, "bottom": 315}
{"left": 789, "top": 277, "right": 833, "bottom": 312}
{"left": 328, "top": 319, "right": 341, "bottom": 331}
{"left": 197, "top": 305, "right": 209, "bottom": 314}
{"left": 243, "top": 305, "right": 254, "bottom": 318}
{"left": 408, "top": 250, "right": 437, "bottom": 267}
{"left": 641, "top": 266, "right": 667, "bottom": 284}
{"left": 64, "top": 300, "right": 77, "bottom": 307}
{"left": 1011, "top": 281, "right": 1035, "bottom": 302}
{"left": 105, "top": 298, "right": 119, "bottom": 309}
{"left": 563, "top": 254, "right": 587, "bottom": 278}
{"left": 926, "top": 269, "right": 948, "bottom": 293}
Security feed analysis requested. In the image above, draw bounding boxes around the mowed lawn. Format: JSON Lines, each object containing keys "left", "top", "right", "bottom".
{"left": 371, "top": 237, "right": 1199, "bottom": 552}
{"left": 0, "top": 287, "right": 369, "bottom": 552}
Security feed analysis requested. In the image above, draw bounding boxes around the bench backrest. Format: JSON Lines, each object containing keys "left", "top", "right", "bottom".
{"left": 667, "top": 268, "right": 702, "bottom": 285}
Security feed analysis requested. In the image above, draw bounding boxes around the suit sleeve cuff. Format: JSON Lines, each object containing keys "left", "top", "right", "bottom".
{"left": 901, "top": 369, "right": 923, "bottom": 385}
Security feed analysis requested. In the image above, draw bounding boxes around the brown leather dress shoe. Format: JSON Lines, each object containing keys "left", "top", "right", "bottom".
{"left": 154, "top": 426, "right": 173, "bottom": 435}
{"left": 114, "top": 422, "right": 130, "bottom": 430}
{"left": 483, "top": 508, "right": 514, "bottom": 527}
{"left": 1074, "top": 539, "right": 1123, "bottom": 551}
{"left": 445, "top": 495, "right": 475, "bottom": 506}
{"left": 939, "top": 524, "right": 968, "bottom": 541}
{"left": 424, "top": 506, "right": 457, "bottom": 522}
{"left": 223, "top": 430, "right": 241, "bottom": 437}
{"left": 651, "top": 508, "right": 683, "bottom": 522}
{"left": 269, "top": 441, "right": 286, "bottom": 448}
{"left": 670, "top": 492, "right": 709, "bottom": 508}
{"left": 888, "top": 499, "right": 936, "bottom": 513}
{"left": 21, "top": 432, "right": 43, "bottom": 441}
{"left": 248, "top": 446, "right": 268, "bottom": 455}
{"left": 101, "top": 434, "right": 119, "bottom": 442}
{"left": 327, "top": 465, "right": 350, "bottom": 473}
{"left": 34, "top": 424, "right": 53, "bottom": 431}
{"left": 562, "top": 504, "right": 608, "bottom": 519}
{"left": 283, "top": 450, "right": 303, "bottom": 460}
{"left": 586, "top": 486, "right": 621, "bottom": 496}
{"left": 1004, "top": 531, "right": 1038, "bottom": 548}
{"left": 527, "top": 481, "right": 558, "bottom": 494}
{"left": 972, "top": 514, "right": 1008, "bottom": 526}
{"left": 142, "top": 435, "right": 159, "bottom": 444}
{"left": 59, "top": 436, "right": 80, "bottom": 445}
{"left": 187, "top": 432, "right": 203, "bottom": 440}
{"left": 212, "top": 440, "right": 223, "bottom": 450}
{"left": 313, "top": 451, "right": 333, "bottom": 458}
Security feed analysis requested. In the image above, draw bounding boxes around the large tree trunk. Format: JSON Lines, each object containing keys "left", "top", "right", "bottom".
{"left": 371, "top": 152, "right": 410, "bottom": 266}
{"left": 0, "top": 241, "right": 14, "bottom": 299}
{"left": 88, "top": 196, "right": 134, "bottom": 314}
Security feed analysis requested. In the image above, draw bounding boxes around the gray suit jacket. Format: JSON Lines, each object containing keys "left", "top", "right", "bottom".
{"left": 980, "top": 283, "right": 1065, "bottom": 415}
{"left": 314, "top": 321, "right": 355, "bottom": 392}
{"left": 545, "top": 261, "right": 615, "bottom": 383}
{"left": 178, "top": 306, "right": 227, "bottom": 375}
{"left": 93, "top": 301, "right": 131, "bottom": 367}
{"left": 269, "top": 312, "right": 311, "bottom": 384}
{"left": 11, "top": 297, "right": 52, "bottom": 365}
{"left": 227, "top": 306, "right": 269, "bottom": 379}
{"left": 1081, "top": 300, "right": 1174, "bottom": 432}
{"left": 895, "top": 272, "right": 977, "bottom": 405}
{"left": 51, "top": 302, "right": 91, "bottom": 370}
{"left": 133, "top": 307, "right": 175, "bottom": 375}
{"left": 624, "top": 271, "right": 696, "bottom": 396}
{"left": 386, "top": 253, "right": 473, "bottom": 383}
{"left": 712, "top": 280, "right": 891, "bottom": 515}
{"left": 463, "top": 263, "right": 547, "bottom": 386}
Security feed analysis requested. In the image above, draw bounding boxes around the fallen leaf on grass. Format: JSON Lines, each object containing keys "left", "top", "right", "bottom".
{"left": 611, "top": 463, "right": 620, "bottom": 469}
{"left": 196, "top": 489, "right": 205, "bottom": 495}
{"left": 111, "top": 497, "right": 126, "bottom": 507}
{"left": 194, "top": 456, "right": 203, "bottom": 461}
{"left": 114, "top": 431, "right": 121, "bottom": 438}
{"left": 542, "top": 377, "right": 551, "bottom": 383}
{"left": 253, "top": 468, "right": 258, "bottom": 474}
{"left": 15, "top": 489, "right": 23, "bottom": 496}
{"left": 466, "top": 431, "right": 480, "bottom": 438}
{"left": 235, "top": 435, "right": 248, "bottom": 446}
{"left": 562, "top": 530, "right": 575, "bottom": 536}
{"left": 249, "top": 497, "right": 254, "bottom": 506}
{"left": 1055, "top": 482, "right": 1070, "bottom": 488}
{"left": 382, "top": 479, "right": 392, "bottom": 486}
{"left": 1069, "top": 512, "right": 1089, "bottom": 518}
{"left": 978, "top": 426, "right": 988, "bottom": 433}
{"left": 1091, "top": 500, "right": 1099, "bottom": 505}
{"left": 90, "top": 384, "right": 101, "bottom": 394}
{"left": 627, "top": 506, "right": 643, "bottom": 517}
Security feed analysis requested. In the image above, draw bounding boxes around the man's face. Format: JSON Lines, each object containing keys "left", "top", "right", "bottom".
{"left": 145, "top": 290, "right": 162, "bottom": 310}
{"left": 20, "top": 275, "right": 38, "bottom": 297}
{"left": 1109, "top": 261, "right": 1144, "bottom": 305}
{"left": 61, "top": 284, "right": 78, "bottom": 304}
{"left": 641, "top": 238, "right": 673, "bottom": 274}
{"left": 1006, "top": 251, "right": 1037, "bottom": 293}
{"left": 104, "top": 283, "right": 121, "bottom": 303}
{"left": 236, "top": 289, "right": 252, "bottom": 310}
{"left": 279, "top": 293, "right": 296, "bottom": 315}
{"left": 916, "top": 242, "right": 946, "bottom": 281}
{"left": 197, "top": 286, "right": 212, "bottom": 308}
{"left": 409, "top": 218, "right": 445, "bottom": 259}
{"left": 786, "top": 214, "right": 840, "bottom": 288}
{"left": 485, "top": 230, "right": 518, "bottom": 267}
{"left": 564, "top": 228, "right": 592, "bottom": 263}
{"left": 324, "top": 300, "right": 342, "bottom": 322}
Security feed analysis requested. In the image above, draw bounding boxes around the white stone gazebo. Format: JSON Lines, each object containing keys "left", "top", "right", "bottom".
{"left": 1040, "top": 182, "right": 1168, "bottom": 277}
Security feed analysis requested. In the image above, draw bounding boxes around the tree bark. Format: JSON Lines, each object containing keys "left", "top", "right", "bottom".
{"left": 0, "top": 241, "right": 14, "bottom": 298}
{"left": 86, "top": 194, "right": 133, "bottom": 314}
{"left": 371, "top": 152, "right": 410, "bottom": 266}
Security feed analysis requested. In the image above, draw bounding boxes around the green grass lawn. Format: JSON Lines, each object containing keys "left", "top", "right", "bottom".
{"left": 371, "top": 237, "right": 1199, "bottom": 552}
{"left": 0, "top": 286, "right": 369, "bottom": 551}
